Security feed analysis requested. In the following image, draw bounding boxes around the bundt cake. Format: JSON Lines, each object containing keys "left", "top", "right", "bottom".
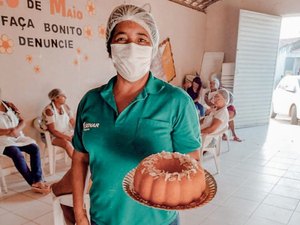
{"left": 133, "top": 151, "right": 206, "bottom": 206}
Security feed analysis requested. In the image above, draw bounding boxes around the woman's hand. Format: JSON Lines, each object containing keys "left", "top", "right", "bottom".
{"left": 201, "top": 118, "right": 222, "bottom": 135}
{"left": 75, "top": 213, "right": 90, "bottom": 225}
{"left": 64, "top": 135, "right": 72, "bottom": 142}
{"left": 205, "top": 108, "right": 212, "bottom": 115}
{"left": 201, "top": 130, "right": 209, "bottom": 135}
{"left": 8, "top": 128, "right": 21, "bottom": 138}
{"left": 204, "top": 92, "right": 209, "bottom": 101}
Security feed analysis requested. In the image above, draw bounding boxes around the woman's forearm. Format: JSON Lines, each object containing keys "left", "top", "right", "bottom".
{"left": 14, "top": 118, "right": 25, "bottom": 132}
{"left": 69, "top": 118, "right": 75, "bottom": 128}
{"left": 52, "top": 130, "right": 71, "bottom": 140}
{"left": 0, "top": 128, "right": 12, "bottom": 136}
{"left": 72, "top": 151, "right": 89, "bottom": 220}
{"left": 8, "top": 118, "right": 25, "bottom": 137}
{"left": 201, "top": 126, "right": 216, "bottom": 134}
{"left": 201, "top": 118, "right": 222, "bottom": 135}
{"left": 47, "top": 124, "right": 71, "bottom": 140}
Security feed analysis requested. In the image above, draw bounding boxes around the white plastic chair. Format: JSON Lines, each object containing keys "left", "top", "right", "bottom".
{"left": 200, "top": 125, "right": 228, "bottom": 174}
{"left": 0, "top": 155, "right": 8, "bottom": 194}
{"left": 33, "top": 117, "right": 68, "bottom": 175}
{"left": 53, "top": 167, "right": 91, "bottom": 225}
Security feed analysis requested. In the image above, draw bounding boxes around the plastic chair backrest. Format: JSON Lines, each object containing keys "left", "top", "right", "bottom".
{"left": 33, "top": 117, "right": 45, "bottom": 134}
{"left": 0, "top": 155, "right": 8, "bottom": 193}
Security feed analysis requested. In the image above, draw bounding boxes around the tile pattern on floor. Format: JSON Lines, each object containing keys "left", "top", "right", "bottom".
{"left": 0, "top": 163, "right": 69, "bottom": 225}
{"left": 180, "top": 119, "right": 300, "bottom": 225}
{"left": 1, "top": 119, "right": 300, "bottom": 225}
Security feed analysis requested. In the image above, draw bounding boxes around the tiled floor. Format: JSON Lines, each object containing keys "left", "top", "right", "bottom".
{"left": 0, "top": 164, "right": 69, "bottom": 225}
{"left": 181, "top": 119, "right": 300, "bottom": 225}
{"left": 1, "top": 119, "right": 300, "bottom": 225}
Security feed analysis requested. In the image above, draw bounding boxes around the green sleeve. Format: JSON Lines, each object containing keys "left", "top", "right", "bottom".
{"left": 72, "top": 96, "right": 88, "bottom": 153}
{"left": 172, "top": 95, "right": 202, "bottom": 153}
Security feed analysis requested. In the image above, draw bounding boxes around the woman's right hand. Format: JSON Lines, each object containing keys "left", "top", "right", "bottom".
{"left": 65, "top": 135, "right": 72, "bottom": 142}
{"left": 204, "top": 93, "right": 210, "bottom": 104}
{"left": 75, "top": 212, "right": 90, "bottom": 225}
{"left": 76, "top": 216, "right": 90, "bottom": 225}
{"left": 205, "top": 108, "right": 212, "bottom": 115}
{"left": 8, "top": 128, "right": 21, "bottom": 138}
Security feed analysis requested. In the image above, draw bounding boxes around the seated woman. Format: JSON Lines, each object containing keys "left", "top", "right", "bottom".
{"left": 182, "top": 77, "right": 192, "bottom": 91}
{"left": 0, "top": 90, "right": 49, "bottom": 194}
{"left": 186, "top": 77, "right": 205, "bottom": 117}
{"left": 201, "top": 89, "right": 229, "bottom": 139}
{"left": 41, "top": 89, "right": 75, "bottom": 158}
{"left": 204, "top": 77, "right": 220, "bottom": 109}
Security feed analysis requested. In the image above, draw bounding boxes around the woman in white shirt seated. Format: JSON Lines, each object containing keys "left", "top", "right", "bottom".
{"left": 201, "top": 88, "right": 229, "bottom": 137}
{"left": 0, "top": 90, "right": 49, "bottom": 194}
{"left": 204, "top": 77, "right": 220, "bottom": 109}
{"left": 41, "top": 89, "right": 74, "bottom": 158}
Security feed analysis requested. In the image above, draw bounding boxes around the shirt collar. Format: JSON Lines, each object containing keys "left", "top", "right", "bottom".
{"left": 99, "top": 77, "right": 117, "bottom": 111}
{"left": 100, "top": 72, "right": 165, "bottom": 100}
{"left": 145, "top": 72, "right": 165, "bottom": 95}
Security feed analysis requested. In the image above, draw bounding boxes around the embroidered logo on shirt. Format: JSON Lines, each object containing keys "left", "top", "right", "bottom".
{"left": 83, "top": 122, "right": 100, "bottom": 131}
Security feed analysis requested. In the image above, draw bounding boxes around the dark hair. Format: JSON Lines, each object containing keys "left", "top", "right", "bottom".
{"left": 107, "top": 27, "right": 116, "bottom": 58}
{"left": 193, "top": 77, "right": 202, "bottom": 93}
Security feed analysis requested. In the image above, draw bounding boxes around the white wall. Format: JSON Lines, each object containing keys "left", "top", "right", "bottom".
{"left": 3, "top": 0, "right": 300, "bottom": 167}
{"left": 0, "top": 0, "right": 207, "bottom": 168}
{"left": 0, "top": 0, "right": 206, "bottom": 135}
{"left": 205, "top": 0, "right": 300, "bottom": 62}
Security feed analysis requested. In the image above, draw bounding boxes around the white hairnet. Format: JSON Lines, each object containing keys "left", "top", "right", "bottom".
{"left": 106, "top": 4, "right": 159, "bottom": 57}
{"left": 48, "top": 88, "right": 66, "bottom": 101}
{"left": 210, "top": 77, "right": 220, "bottom": 89}
{"left": 217, "top": 88, "right": 230, "bottom": 105}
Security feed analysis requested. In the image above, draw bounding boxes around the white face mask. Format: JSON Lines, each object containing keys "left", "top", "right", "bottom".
{"left": 111, "top": 43, "right": 153, "bottom": 82}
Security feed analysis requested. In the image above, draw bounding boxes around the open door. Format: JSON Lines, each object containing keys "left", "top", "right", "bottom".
{"left": 233, "top": 10, "right": 281, "bottom": 128}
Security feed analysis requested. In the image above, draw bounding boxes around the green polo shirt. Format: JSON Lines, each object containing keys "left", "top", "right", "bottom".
{"left": 73, "top": 74, "right": 201, "bottom": 225}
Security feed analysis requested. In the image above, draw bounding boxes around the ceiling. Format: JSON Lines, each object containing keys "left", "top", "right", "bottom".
{"left": 169, "top": 0, "right": 221, "bottom": 13}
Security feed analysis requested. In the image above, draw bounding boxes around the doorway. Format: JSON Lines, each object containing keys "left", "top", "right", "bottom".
{"left": 233, "top": 10, "right": 282, "bottom": 128}
{"left": 271, "top": 16, "right": 300, "bottom": 125}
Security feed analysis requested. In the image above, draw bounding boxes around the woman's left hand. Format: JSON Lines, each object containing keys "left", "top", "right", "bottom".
{"left": 8, "top": 128, "right": 21, "bottom": 138}
{"left": 64, "top": 135, "right": 72, "bottom": 142}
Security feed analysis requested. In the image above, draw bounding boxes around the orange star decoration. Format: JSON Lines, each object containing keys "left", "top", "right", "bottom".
{"left": 33, "top": 65, "right": 41, "bottom": 74}
{"left": 73, "top": 59, "right": 79, "bottom": 66}
{"left": 98, "top": 25, "right": 106, "bottom": 38}
{"left": 4, "top": 0, "right": 19, "bottom": 8}
{"left": 76, "top": 48, "right": 81, "bottom": 54}
{"left": 84, "top": 26, "right": 93, "bottom": 39}
{"left": 84, "top": 54, "right": 89, "bottom": 62}
{"left": 25, "top": 55, "right": 33, "bottom": 63}
{"left": 86, "top": 1, "right": 96, "bottom": 16}
{"left": 0, "top": 34, "right": 14, "bottom": 54}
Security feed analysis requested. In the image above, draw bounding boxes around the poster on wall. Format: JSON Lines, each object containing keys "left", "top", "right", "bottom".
{"left": 0, "top": 0, "right": 119, "bottom": 117}
{"left": 0, "top": 1, "right": 114, "bottom": 94}
{"left": 200, "top": 51, "right": 224, "bottom": 86}
{"left": 151, "top": 38, "right": 176, "bottom": 82}
{"left": 161, "top": 38, "right": 176, "bottom": 82}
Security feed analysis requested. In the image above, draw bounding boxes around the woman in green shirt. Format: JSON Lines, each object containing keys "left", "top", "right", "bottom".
{"left": 71, "top": 4, "right": 202, "bottom": 225}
